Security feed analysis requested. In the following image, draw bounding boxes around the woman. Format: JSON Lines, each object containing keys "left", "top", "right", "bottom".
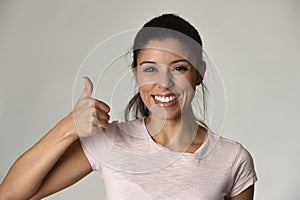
{"left": 0, "top": 14, "right": 257, "bottom": 199}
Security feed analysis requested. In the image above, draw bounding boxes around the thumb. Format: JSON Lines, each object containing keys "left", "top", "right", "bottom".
{"left": 79, "top": 76, "right": 93, "bottom": 99}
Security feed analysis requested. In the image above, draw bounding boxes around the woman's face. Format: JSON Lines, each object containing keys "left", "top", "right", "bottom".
{"left": 134, "top": 38, "right": 203, "bottom": 120}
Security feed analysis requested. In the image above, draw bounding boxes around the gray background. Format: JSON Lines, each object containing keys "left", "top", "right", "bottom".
{"left": 1, "top": 0, "right": 299, "bottom": 199}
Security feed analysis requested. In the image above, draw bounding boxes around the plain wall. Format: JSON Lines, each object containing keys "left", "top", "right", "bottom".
{"left": 0, "top": 0, "right": 299, "bottom": 199}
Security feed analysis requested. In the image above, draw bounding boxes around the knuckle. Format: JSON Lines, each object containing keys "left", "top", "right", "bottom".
{"left": 105, "top": 105, "right": 110, "bottom": 112}
{"left": 98, "top": 124, "right": 106, "bottom": 130}
{"left": 97, "top": 112, "right": 102, "bottom": 119}
{"left": 88, "top": 106, "right": 96, "bottom": 114}
{"left": 88, "top": 115, "right": 95, "bottom": 122}
{"left": 88, "top": 98, "right": 95, "bottom": 106}
{"left": 97, "top": 120, "right": 105, "bottom": 128}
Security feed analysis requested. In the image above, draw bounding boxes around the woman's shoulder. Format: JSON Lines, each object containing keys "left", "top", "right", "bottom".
{"left": 207, "top": 130, "right": 254, "bottom": 163}
{"left": 110, "top": 118, "right": 143, "bottom": 126}
{"left": 107, "top": 118, "right": 146, "bottom": 138}
{"left": 208, "top": 132, "right": 258, "bottom": 196}
{"left": 208, "top": 131, "right": 245, "bottom": 150}
{"left": 109, "top": 118, "right": 144, "bottom": 130}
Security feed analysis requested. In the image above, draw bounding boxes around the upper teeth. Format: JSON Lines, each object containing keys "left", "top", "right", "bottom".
{"left": 154, "top": 95, "right": 176, "bottom": 103}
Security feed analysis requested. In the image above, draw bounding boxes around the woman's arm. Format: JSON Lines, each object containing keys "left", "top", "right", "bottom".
{"left": 29, "top": 139, "right": 92, "bottom": 200}
{"left": 0, "top": 116, "right": 79, "bottom": 200}
{"left": 227, "top": 185, "right": 254, "bottom": 200}
{"left": 0, "top": 77, "right": 110, "bottom": 200}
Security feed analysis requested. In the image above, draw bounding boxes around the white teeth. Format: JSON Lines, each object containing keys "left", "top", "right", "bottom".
{"left": 154, "top": 95, "right": 177, "bottom": 103}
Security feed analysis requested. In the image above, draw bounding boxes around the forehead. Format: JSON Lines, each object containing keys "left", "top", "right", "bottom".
{"left": 137, "top": 38, "right": 196, "bottom": 65}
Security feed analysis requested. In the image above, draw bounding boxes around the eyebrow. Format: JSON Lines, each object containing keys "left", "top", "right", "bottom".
{"left": 139, "top": 59, "right": 192, "bottom": 66}
{"left": 171, "top": 59, "right": 192, "bottom": 65}
{"left": 139, "top": 61, "right": 156, "bottom": 66}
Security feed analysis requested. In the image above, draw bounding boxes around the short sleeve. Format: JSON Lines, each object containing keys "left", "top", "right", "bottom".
{"left": 227, "top": 144, "right": 258, "bottom": 198}
{"left": 79, "top": 121, "right": 120, "bottom": 172}
{"left": 80, "top": 134, "right": 103, "bottom": 171}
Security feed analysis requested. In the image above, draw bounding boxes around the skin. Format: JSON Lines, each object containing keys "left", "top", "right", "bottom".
{"left": 0, "top": 39, "right": 254, "bottom": 200}
{"left": 0, "top": 77, "right": 110, "bottom": 200}
{"left": 134, "top": 38, "right": 206, "bottom": 152}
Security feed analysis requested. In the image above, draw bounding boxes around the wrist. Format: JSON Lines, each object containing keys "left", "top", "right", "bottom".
{"left": 56, "top": 113, "right": 79, "bottom": 142}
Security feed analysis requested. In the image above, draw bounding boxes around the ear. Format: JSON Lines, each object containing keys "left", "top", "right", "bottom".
{"left": 196, "top": 61, "right": 206, "bottom": 85}
{"left": 131, "top": 63, "right": 137, "bottom": 80}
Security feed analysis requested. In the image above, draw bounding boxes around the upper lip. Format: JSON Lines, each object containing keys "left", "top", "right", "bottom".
{"left": 151, "top": 93, "right": 179, "bottom": 97}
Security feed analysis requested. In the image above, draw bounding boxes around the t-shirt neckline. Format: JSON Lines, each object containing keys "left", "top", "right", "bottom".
{"left": 139, "top": 117, "right": 216, "bottom": 158}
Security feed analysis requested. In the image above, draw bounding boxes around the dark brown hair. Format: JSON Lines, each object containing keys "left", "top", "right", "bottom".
{"left": 125, "top": 13, "right": 208, "bottom": 128}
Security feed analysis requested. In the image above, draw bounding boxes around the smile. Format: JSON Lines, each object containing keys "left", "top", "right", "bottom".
{"left": 153, "top": 95, "right": 177, "bottom": 103}
{"left": 151, "top": 94, "right": 179, "bottom": 107}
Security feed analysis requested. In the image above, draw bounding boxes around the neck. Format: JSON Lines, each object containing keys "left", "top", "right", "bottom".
{"left": 145, "top": 107, "right": 201, "bottom": 150}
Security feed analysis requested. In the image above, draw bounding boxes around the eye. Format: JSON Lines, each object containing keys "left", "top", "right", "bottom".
{"left": 172, "top": 65, "right": 188, "bottom": 72}
{"left": 143, "top": 66, "right": 158, "bottom": 72}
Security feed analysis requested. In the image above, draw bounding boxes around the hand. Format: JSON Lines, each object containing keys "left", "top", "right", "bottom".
{"left": 70, "top": 76, "right": 110, "bottom": 137}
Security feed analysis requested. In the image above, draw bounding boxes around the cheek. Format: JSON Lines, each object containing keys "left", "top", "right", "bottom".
{"left": 139, "top": 84, "right": 153, "bottom": 93}
{"left": 136, "top": 72, "right": 157, "bottom": 88}
{"left": 173, "top": 75, "right": 196, "bottom": 92}
{"left": 138, "top": 84, "right": 155, "bottom": 103}
{"left": 138, "top": 84, "right": 156, "bottom": 110}
{"left": 173, "top": 75, "right": 197, "bottom": 106}
{"left": 136, "top": 72, "right": 155, "bottom": 92}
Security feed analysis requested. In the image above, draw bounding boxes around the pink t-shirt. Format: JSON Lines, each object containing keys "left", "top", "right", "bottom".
{"left": 80, "top": 118, "right": 257, "bottom": 199}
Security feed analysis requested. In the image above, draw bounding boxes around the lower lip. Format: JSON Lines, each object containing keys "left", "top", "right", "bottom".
{"left": 153, "top": 98, "right": 179, "bottom": 107}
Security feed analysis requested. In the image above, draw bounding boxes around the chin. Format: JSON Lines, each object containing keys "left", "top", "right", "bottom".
{"left": 150, "top": 110, "right": 182, "bottom": 121}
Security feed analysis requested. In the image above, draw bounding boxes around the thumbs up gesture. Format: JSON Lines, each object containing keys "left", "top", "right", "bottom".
{"left": 69, "top": 76, "right": 111, "bottom": 137}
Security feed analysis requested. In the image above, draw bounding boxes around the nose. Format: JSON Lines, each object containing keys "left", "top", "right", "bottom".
{"left": 156, "top": 68, "right": 174, "bottom": 89}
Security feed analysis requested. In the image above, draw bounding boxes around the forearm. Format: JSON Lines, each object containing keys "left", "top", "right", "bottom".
{"left": 0, "top": 76, "right": 107, "bottom": 200}
{"left": 28, "top": 140, "right": 92, "bottom": 200}
{"left": 0, "top": 115, "right": 78, "bottom": 200}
